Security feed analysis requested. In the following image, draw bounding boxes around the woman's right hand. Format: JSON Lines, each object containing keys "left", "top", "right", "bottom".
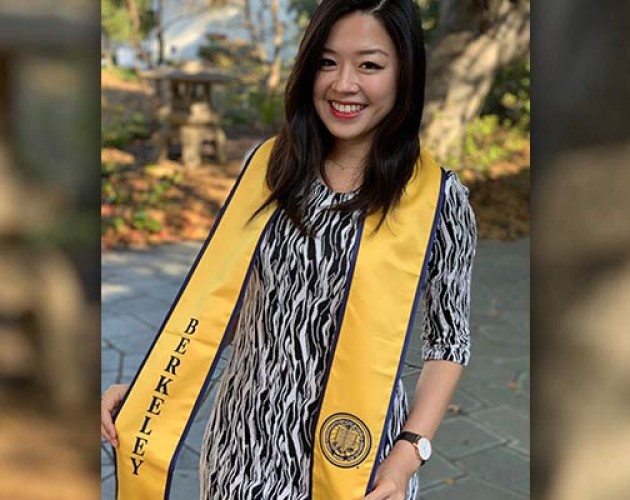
{"left": 101, "top": 384, "right": 130, "bottom": 448}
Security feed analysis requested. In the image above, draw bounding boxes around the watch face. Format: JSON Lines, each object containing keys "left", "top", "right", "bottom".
{"left": 417, "top": 437, "right": 432, "bottom": 460}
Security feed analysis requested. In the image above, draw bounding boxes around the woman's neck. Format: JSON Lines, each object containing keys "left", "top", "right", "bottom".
{"left": 327, "top": 139, "right": 370, "bottom": 170}
{"left": 323, "top": 140, "right": 370, "bottom": 193}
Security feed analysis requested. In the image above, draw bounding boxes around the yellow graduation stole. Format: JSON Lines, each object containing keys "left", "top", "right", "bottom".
{"left": 113, "top": 137, "right": 444, "bottom": 499}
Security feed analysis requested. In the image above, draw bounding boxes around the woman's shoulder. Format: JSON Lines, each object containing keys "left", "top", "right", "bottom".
{"left": 438, "top": 168, "right": 477, "bottom": 233}
{"left": 441, "top": 168, "right": 470, "bottom": 198}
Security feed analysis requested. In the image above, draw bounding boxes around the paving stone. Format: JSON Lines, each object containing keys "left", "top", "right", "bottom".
{"left": 169, "top": 468, "right": 200, "bottom": 498}
{"left": 101, "top": 470, "right": 115, "bottom": 500}
{"left": 186, "top": 384, "right": 222, "bottom": 451}
{"left": 121, "top": 353, "right": 149, "bottom": 380}
{"left": 101, "top": 371, "right": 119, "bottom": 392}
{"left": 519, "top": 371, "right": 530, "bottom": 392}
{"left": 101, "top": 238, "right": 530, "bottom": 499}
{"left": 470, "top": 406, "right": 530, "bottom": 454}
{"left": 461, "top": 380, "right": 530, "bottom": 416}
{"left": 442, "top": 387, "right": 485, "bottom": 419}
{"left": 400, "top": 367, "right": 422, "bottom": 396}
{"left": 434, "top": 417, "right": 505, "bottom": 460}
{"left": 143, "top": 281, "right": 182, "bottom": 303}
{"left": 468, "top": 335, "right": 529, "bottom": 360}
{"left": 479, "top": 321, "right": 529, "bottom": 347}
{"left": 464, "top": 353, "right": 525, "bottom": 385}
{"left": 174, "top": 444, "right": 201, "bottom": 471}
{"left": 102, "top": 281, "right": 136, "bottom": 305}
{"left": 422, "top": 476, "right": 527, "bottom": 500}
{"left": 102, "top": 313, "right": 156, "bottom": 352}
{"left": 416, "top": 452, "right": 464, "bottom": 491}
{"left": 101, "top": 443, "right": 114, "bottom": 467}
{"left": 101, "top": 347, "right": 121, "bottom": 373}
{"left": 106, "top": 328, "right": 158, "bottom": 354}
{"left": 456, "top": 446, "right": 530, "bottom": 495}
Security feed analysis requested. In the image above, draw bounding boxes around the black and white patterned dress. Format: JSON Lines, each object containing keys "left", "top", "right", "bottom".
{"left": 199, "top": 170, "right": 476, "bottom": 500}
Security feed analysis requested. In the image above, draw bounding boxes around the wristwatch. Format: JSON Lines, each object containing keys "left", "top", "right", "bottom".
{"left": 394, "top": 431, "right": 432, "bottom": 466}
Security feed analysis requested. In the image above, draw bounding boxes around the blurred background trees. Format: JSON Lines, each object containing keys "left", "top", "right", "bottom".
{"left": 102, "top": 0, "right": 530, "bottom": 163}
{"left": 101, "top": 0, "right": 530, "bottom": 247}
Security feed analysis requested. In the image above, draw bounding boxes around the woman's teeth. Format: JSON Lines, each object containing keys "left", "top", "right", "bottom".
{"left": 331, "top": 101, "right": 366, "bottom": 113}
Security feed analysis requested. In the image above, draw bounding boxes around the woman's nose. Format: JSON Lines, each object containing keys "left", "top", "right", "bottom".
{"left": 331, "top": 68, "right": 359, "bottom": 93}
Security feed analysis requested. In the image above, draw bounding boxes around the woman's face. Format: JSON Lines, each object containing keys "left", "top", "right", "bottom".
{"left": 313, "top": 12, "right": 399, "bottom": 149}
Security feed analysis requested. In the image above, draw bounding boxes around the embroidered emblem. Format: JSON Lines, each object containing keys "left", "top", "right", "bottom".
{"left": 320, "top": 413, "right": 371, "bottom": 468}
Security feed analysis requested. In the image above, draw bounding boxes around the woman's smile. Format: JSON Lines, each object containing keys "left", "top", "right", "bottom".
{"left": 328, "top": 100, "right": 368, "bottom": 119}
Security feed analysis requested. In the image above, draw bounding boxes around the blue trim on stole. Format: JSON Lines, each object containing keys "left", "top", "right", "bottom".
{"left": 364, "top": 167, "right": 446, "bottom": 495}
{"left": 113, "top": 143, "right": 272, "bottom": 499}
{"left": 308, "top": 210, "right": 367, "bottom": 498}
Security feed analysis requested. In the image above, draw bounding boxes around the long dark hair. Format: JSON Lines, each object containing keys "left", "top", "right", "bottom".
{"left": 254, "top": 0, "right": 426, "bottom": 233}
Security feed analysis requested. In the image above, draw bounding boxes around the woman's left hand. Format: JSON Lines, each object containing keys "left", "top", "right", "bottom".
{"left": 362, "top": 442, "right": 419, "bottom": 499}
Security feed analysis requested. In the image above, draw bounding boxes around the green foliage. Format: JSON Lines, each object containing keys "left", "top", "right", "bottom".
{"left": 482, "top": 55, "right": 530, "bottom": 131}
{"left": 198, "top": 33, "right": 286, "bottom": 133}
{"left": 415, "top": 0, "right": 440, "bottom": 43}
{"left": 288, "top": 0, "right": 318, "bottom": 27}
{"left": 101, "top": 0, "right": 156, "bottom": 43}
{"left": 220, "top": 88, "right": 285, "bottom": 133}
{"left": 131, "top": 209, "right": 162, "bottom": 232}
{"left": 102, "top": 0, "right": 131, "bottom": 42}
{"left": 198, "top": 34, "right": 263, "bottom": 73}
{"left": 101, "top": 166, "right": 188, "bottom": 240}
{"left": 101, "top": 109, "right": 150, "bottom": 148}
{"left": 443, "top": 115, "right": 529, "bottom": 171}
{"left": 286, "top": 0, "right": 440, "bottom": 41}
{"left": 250, "top": 90, "right": 285, "bottom": 131}
{"left": 107, "top": 66, "right": 140, "bottom": 82}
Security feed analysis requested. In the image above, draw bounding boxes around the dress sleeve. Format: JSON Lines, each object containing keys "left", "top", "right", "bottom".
{"left": 420, "top": 171, "right": 477, "bottom": 366}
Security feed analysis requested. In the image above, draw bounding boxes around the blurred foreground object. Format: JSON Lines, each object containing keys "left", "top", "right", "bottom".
{"left": 0, "top": 3, "right": 99, "bottom": 499}
{"left": 0, "top": 2, "right": 98, "bottom": 416}
{"left": 534, "top": 1, "right": 630, "bottom": 499}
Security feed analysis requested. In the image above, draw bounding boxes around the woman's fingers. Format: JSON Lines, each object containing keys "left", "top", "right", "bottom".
{"left": 101, "top": 405, "right": 118, "bottom": 447}
{"left": 101, "top": 422, "right": 118, "bottom": 447}
{"left": 363, "top": 483, "right": 390, "bottom": 500}
{"left": 364, "top": 480, "right": 405, "bottom": 500}
{"left": 101, "top": 384, "right": 128, "bottom": 448}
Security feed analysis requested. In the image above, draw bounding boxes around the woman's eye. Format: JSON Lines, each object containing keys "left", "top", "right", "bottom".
{"left": 360, "top": 61, "right": 383, "bottom": 70}
{"left": 319, "top": 58, "right": 336, "bottom": 68}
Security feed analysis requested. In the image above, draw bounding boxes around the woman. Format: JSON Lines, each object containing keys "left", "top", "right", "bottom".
{"left": 102, "top": 1, "right": 476, "bottom": 499}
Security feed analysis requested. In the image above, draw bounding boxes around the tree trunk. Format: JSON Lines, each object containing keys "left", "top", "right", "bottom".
{"left": 157, "top": 28, "right": 165, "bottom": 65}
{"left": 156, "top": 0, "right": 164, "bottom": 65}
{"left": 421, "top": 0, "right": 530, "bottom": 163}
{"left": 244, "top": 0, "right": 266, "bottom": 63}
{"left": 266, "top": 0, "right": 284, "bottom": 94}
{"left": 125, "top": 0, "right": 149, "bottom": 70}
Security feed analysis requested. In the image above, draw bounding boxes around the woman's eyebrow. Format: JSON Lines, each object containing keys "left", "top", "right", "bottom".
{"left": 322, "top": 47, "right": 389, "bottom": 57}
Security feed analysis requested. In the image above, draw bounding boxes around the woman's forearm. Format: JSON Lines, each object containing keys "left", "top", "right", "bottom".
{"left": 403, "top": 359, "right": 464, "bottom": 439}
{"left": 384, "top": 359, "right": 464, "bottom": 478}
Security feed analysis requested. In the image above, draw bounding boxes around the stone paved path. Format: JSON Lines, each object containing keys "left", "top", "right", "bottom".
{"left": 101, "top": 238, "right": 529, "bottom": 499}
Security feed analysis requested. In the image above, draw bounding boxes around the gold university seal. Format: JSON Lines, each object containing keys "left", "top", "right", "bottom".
{"left": 320, "top": 413, "right": 371, "bottom": 468}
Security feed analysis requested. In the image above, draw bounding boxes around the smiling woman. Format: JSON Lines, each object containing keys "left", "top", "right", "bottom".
{"left": 102, "top": 1, "right": 476, "bottom": 499}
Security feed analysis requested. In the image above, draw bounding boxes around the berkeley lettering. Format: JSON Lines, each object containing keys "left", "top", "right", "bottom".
{"left": 165, "top": 355, "right": 181, "bottom": 376}
{"left": 131, "top": 457, "right": 144, "bottom": 475}
{"left": 184, "top": 317, "right": 199, "bottom": 334}
{"left": 133, "top": 436, "right": 149, "bottom": 456}
{"left": 174, "top": 337, "right": 190, "bottom": 355}
{"left": 139, "top": 415, "right": 152, "bottom": 436}
{"left": 147, "top": 395, "right": 165, "bottom": 416}
{"left": 155, "top": 375, "right": 173, "bottom": 396}
{"left": 129, "top": 317, "right": 200, "bottom": 476}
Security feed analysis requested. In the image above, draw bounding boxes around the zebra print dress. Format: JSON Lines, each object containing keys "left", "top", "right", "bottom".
{"left": 199, "top": 171, "right": 476, "bottom": 499}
